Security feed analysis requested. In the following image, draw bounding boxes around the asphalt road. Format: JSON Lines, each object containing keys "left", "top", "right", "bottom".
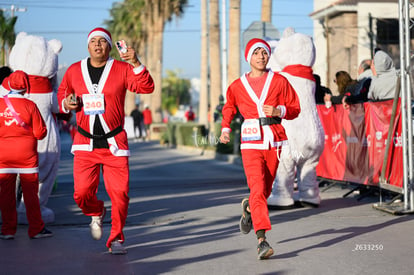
{"left": 1, "top": 133, "right": 414, "bottom": 275}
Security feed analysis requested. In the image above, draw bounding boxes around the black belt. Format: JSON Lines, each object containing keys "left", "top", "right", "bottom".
{"left": 77, "top": 125, "right": 123, "bottom": 140}
{"left": 258, "top": 117, "right": 282, "bottom": 126}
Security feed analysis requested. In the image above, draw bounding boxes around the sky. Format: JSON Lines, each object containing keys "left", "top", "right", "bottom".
{"left": 1, "top": 0, "right": 314, "bottom": 79}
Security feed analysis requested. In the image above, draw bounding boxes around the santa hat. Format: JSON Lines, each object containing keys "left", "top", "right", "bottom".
{"left": 245, "top": 38, "right": 271, "bottom": 63}
{"left": 3, "top": 70, "right": 30, "bottom": 94}
{"left": 87, "top": 27, "right": 112, "bottom": 48}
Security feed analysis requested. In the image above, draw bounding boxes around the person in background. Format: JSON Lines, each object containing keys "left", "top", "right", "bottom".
{"left": 220, "top": 38, "right": 300, "bottom": 260}
{"left": 324, "top": 71, "right": 357, "bottom": 107}
{"left": 130, "top": 104, "right": 144, "bottom": 141}
{"left": 313, "top": 74, "right": 332, "bottom": 104}
{"left": 367, "top": 50, "right": 398, "bottom": 101}
{"left": 342, "top": 59, "right": 373, "bottom": 109}
{"left": 0, "top": 66, "right": 12, "bottom": 85}
{"left": 0, "top": 70, "right": 52, "bottom": 240}
{"left": 57, "top": 27, "right": 154, "bottom": 254}
{"left": 214, "top": 95, "right": 225, "bottom": 122}
{"left": 185, "top": 105, "right": 195, "bottom": 122}
{"left": 142, "top": 104, "right": 153, "bottom": 140}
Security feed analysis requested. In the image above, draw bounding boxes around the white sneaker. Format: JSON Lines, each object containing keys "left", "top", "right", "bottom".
{"left": 90, "top": 207, "right": 106, "bottom": 240}
{"left": 109, "top": 240, "right": 127, "bottom": 255}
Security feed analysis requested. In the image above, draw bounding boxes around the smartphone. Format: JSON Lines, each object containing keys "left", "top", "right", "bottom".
{"left": 116, "top": 40, "right": 128, "bottom": 54}
{"left": 70, "top": 94, "right": 77, "bottom": 104}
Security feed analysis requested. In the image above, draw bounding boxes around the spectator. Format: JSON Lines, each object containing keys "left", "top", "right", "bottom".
{"left": 142, "top": 104, "right": 153, "bottom": 140}
{"left": 314, "top": 74, "right": 332, "bottom": 104}
{"left": 214, "top": 95, "right": 225, "bottom": 122}
{"left": 57, "top": 27, "right": 154, "bottom": 254}
{"left": 343, "top": 59, "right": 373, "bottom": 108}
{"left": 130, "top": 104, "right": 144, "bottom": 141}
{"left": 324, "top": 71, "right": 357, "bottom": 106}
{"left": 368, "top": 50, "right": 398, "bottom": 101}
{"left": 0, "top": 70, "right": 52, "bottom": 240}
{"left": 185, "top": 105, "right": 195, "bottom": 122}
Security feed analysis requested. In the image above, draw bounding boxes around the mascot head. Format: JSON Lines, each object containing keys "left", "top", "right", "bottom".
{"left": 269, "top": 27, "right": 315, "bottom": 71}
{"left": 9, "top": 32, "right": 63, "bottom": 78}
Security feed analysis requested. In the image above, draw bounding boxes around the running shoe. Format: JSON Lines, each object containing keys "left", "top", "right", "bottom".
{"left": 0, "top": 233, "right": 14, "bottom": 240}
{"left": 109, "top": 240, "right": 127, "bottom": 255}
{"left": 239, "top": 198, "right": 252, "bottom": 234}
{"left": 257, "top": 240, "right": 274, "bottom": 260}
{"left": 90, "top": 207, "right": 106, "bottom": 240}
{"left": 31, "top": 228, "right": 53, "bottom": 239}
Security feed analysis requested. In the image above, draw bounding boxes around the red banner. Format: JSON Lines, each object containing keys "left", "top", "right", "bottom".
{"left": 316, "top": 100, "right": 402, "bottom": 188}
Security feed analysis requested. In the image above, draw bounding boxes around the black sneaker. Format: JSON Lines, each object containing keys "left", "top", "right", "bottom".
{"left": 257, "top": 240, "right": 274, "bottom": 260}
{"left": 31, "top": 228, "right": 53, "bottom": 239}
{"left": 239, "top": 198, "right": 252, "bottom": 234}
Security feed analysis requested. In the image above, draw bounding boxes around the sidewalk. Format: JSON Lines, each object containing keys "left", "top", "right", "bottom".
{"left": 1, "top": 133, "right": 414, "bottom": 275}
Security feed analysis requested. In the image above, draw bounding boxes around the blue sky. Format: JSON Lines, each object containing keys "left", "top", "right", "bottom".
{"left": 1, "top": 0, "right": 314, "bottom": 79}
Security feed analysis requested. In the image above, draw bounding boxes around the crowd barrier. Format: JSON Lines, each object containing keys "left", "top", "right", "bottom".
{"left": 316, "top": 99, "right": 403, "bottom": 192}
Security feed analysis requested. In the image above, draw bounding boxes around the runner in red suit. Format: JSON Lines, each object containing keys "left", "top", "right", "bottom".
{"left": 0, "top": 70, "right": 53, "bottom": 239}
{"left": 219, "top": 38, "right": 300, "bottom": 260}
{"left": 57, "top": 27, "right": 154, "bottom": 254}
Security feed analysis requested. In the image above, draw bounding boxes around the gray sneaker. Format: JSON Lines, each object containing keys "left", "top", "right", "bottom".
{"left": 0, "top": 233, "right": 14, "bottom": 240}
{"left": 239, "top": 198, "right": 252, "bottom": 234}
{"left": 109, "top": 240, "right": 127, "bottom": 255}
{"left": 90, "top": 207, "right": 106, "bottom": 240}
{"left": 257, "top": 240, "right": 274, "bottom": 260}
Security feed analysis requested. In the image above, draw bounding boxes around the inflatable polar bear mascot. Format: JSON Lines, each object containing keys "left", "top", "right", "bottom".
{"left": 267, "top": 27, "right": 325, "bottom": 208}
{"left": 9, "top": 32, "right": 63, "bottom": 223}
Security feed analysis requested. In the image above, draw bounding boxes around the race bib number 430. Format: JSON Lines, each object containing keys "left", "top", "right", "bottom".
{"left": 241, "top": 119, "right": 261, "bottom": 141}
{"left": 82, "top": 94, "right": 105, "bottom": 115}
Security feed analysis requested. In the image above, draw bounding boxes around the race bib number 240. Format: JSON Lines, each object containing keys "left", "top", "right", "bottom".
{"left": 82, "top": 94, "right": 105, "bottom": 115}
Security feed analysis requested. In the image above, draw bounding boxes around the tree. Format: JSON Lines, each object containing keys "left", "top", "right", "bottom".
{"left": 105, "top": 0, "right": 147, "bottom": 115}
{"left": 0, "top": 11, "right": 17, "bottom": 66}
{"left": 141, "top": 0, "right": 188, "bottom": 123}
{"left": 161, "top": 69, "right": 191, "bottom": 115}
{"left": 228, "top": 0, "right": 241, "bottom": 85}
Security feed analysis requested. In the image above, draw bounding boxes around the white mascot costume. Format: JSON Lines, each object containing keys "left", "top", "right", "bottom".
{"left": 9, "top": 32, "right": 63, "bottom": 223}
{"left": 267, "top": 28, "right": 325, "bottom": 208}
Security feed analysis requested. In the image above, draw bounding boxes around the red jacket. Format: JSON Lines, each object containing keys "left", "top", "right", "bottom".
{"left": 0, "top": 93, "right": 47, "bottom": 173}
{"left": 222, "top": 71, "right": 300, "bottom": 150}
{"left": 57, "top": 58, "right": 154, "bottom": 156}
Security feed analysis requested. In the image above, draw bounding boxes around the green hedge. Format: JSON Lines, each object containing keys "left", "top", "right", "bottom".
{"left": 161, "top": 121, "right": 241, "bottom": 155}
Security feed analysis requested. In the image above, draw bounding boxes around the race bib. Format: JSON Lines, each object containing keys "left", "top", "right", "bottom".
{"left": 241, "top": 119, "right": 261, "bottom": 141}
{"left": 82, "top": 94, "right": 105, "bottom": 115}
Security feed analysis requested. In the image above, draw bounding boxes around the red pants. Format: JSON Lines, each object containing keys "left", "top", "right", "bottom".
{"left": 0, "top": 173, "right": 44, "bottom": 237}
{"left": 241, "top": 148, "right": 281, "bottom": 233}
{"left": 73, "top": 149, "right": 129, "bottom": 248}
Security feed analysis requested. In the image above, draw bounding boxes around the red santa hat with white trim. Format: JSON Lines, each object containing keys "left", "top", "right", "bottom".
{"left": 87, "top": 27, "right": 112, "bottom": 48}
{"left": 245, "top": 38, "right": 271, "bottom": 63}
{"left": 2, "top": 70, "right": 30, "bottom": 94}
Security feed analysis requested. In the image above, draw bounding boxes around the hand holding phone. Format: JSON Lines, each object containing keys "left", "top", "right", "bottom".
{"left": 116, "top": 40, "right": 128, "bottom": 54}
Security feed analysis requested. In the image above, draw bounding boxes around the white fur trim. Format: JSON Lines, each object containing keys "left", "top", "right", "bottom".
{"left": 0, "top": 167, "right": 39, "bottom": 174}
{"left": 246, "top": 42, "right": 270, "bottom": 63}
{"left": 87, "top": 30, "right": 112, "bottom": 48}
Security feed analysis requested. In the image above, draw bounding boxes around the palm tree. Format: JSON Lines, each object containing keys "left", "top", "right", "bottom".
{"left": 198, "top": 0, "right": 209, "bottom": 126}
{"left": 208, "top": 0, "right": 221, "bottom": 133}
{"left": 261, "top": 0, "right": 272, "bottom": 22}
{"left": 228, "top": 0, "right": 241, "bottom": 85}
{"left": 106, "top": 0, "right": 146, "bottom": 115}
{"left": 0, "top": 11, "right": 17, "bottom": 66}
{"left": 141, "top": 0, "right": 188, "bottom": 123}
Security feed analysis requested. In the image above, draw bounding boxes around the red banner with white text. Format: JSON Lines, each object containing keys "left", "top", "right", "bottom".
{"left": 316, "top": 100, "right": 403, "bottom": 189}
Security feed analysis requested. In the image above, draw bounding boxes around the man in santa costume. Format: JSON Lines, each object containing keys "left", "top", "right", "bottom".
{"left": 57, "top": 27, "right": 154, "bottom": 254}
{"left": 219, "top": 38, "right": 300, "bottom": 259}
{"left": 0, "top": 70, "right": 53, "bottom": 239}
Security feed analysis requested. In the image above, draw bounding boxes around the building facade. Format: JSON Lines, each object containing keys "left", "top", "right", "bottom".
{"left": 311, "top": 0, "right": 399, "bottom": 92}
